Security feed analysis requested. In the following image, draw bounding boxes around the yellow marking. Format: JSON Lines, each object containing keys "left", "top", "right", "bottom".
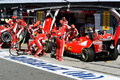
{"left": 106, "top": 61, "right": 112, "bottom": 63}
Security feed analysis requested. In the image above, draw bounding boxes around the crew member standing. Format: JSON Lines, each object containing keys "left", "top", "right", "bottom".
{"left": 55, "top": 20, "right": 70, "bottom": 61}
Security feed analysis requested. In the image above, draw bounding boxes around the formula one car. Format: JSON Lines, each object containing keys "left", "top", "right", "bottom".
{"left": 49, "top": 30, "right": 118, "bottom": 62}
{"left": 65, "top": 32, "right": 118, "bottom": 62}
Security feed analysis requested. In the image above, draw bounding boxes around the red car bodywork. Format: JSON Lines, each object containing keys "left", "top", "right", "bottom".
{"left": 65, "top": 33, "right": 115, "bottom": 54}
{"left": 65, "top": 37, "right": 92, "bottom": 53}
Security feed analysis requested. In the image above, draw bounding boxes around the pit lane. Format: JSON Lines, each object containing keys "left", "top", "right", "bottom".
{"left": 1, "top": 48, "right": 120, "bottom": 79}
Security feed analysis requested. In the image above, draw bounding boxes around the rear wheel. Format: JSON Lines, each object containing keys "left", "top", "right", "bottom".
{"left": 110, "top": 48, "right": 118, "bottom": 60}
{"left": 80, "top": 48, "right": 95, "bottom": 62}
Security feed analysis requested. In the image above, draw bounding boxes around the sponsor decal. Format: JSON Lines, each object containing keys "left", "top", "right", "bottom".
{"left": 103, "top": 11, "right": 110, "bottom": 30}
{"left": 68, "top": 46, "right": 72, "bottom": 51}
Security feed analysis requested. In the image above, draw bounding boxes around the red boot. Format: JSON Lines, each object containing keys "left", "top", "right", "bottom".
{"left": 58, "top": 57, "right": 64, "bottom": 61}
{"left": 12, "top": 47, "right": 16, "bottom": 50}
{"left": 27, "top": 50, "right": 31, "bottom": 55}
{"left": 34, "top": 54, "right": 39, "bottom": 57}
{"left": 42, "top": 52, "right": 47, "bottom": 56}
{"left": 56, "top": 56, "right": 58, "bottom": 59}
{"left": 0, "top": 47, "right": 2, "bottom": 49}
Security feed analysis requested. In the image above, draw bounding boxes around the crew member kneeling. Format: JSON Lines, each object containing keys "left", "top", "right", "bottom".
{"left": 34, "top": 26, "right": 47, "bottom": 57}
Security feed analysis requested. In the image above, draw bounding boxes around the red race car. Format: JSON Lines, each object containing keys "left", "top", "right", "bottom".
{"left": 65, "top": 31, "right": 118, "bottom": 62}
{"left": 49, "top": 30, "right": 118, "bottom": 62}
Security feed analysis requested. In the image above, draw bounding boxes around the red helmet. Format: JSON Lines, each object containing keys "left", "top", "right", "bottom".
{"left": 71, "top": 24, "right": 75, "bottom": 29}
{"left": 36, "top": 21, "right": 41, "bottom": 24}
{"left": 38, "top": 25, "right": 43, "bottom": 29}
{"left": 59, "top": 20, "right": 63, "bottom": 24}
{"left": 12, "top": 16, "right": 17, "bottom": 21}
{"left": 34, "top": 21, "right": 41, "bottom": 27}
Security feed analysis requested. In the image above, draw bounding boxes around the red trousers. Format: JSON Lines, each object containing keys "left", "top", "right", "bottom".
{"left": 56, "top": 38, "right": 65, "bottom": 59}
{"left": 34, "top": 38, "right": 43, "bottom": 55}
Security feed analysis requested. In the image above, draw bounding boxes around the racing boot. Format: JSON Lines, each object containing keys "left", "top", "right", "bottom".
{"left": 0, "top": 42, "right": 3, "bottom": 49}
{"left": 58, "top": 57, "right": 64, "bottom": 61}
{"left": 56, "top": 56, "right": 58, "bottom": 59}
{"left": 27, "top": 50, "right": 31, "bottom": 55}
{"left": 34, "top": 53, "right": 40, "bottom": 57}
{"left": 12, "top": 47, "right": 16, "bottom": 50}
{"left": 42, "top": 51, "right": 47, "bottom": 56}
{"left": 0, "top": 46, "right": 2, "bottom": 49}
{"left": 55, "top": 49, "right": 59, "bottom": 59}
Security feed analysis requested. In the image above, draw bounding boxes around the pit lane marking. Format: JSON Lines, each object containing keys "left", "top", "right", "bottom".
{"left": 106, "top": 61, "right": 112, "bottom": 63}
{"left": 0, "top": 50, "right": 120, "bottom": 80}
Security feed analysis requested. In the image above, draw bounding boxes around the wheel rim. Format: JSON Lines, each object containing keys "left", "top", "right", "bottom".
{"left": 3, "top": 34, "right": 10, "bottom": 42}
{"left": 82, "top": 50, "right": 87, "bottom": 59}
{"left": 81, "top": 49, "right": 88, "bottom": 61}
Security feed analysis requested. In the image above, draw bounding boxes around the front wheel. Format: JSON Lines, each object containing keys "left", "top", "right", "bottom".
{"left": 80, "top": 48, "right": 95, "bottom": 62}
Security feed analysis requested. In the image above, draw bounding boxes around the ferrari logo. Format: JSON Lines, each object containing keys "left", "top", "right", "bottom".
{"left": 80, "top": 39, "right": 83, "bottom": 42}
{"left": 68, "top": 46, "right": 72, "bottom": 51}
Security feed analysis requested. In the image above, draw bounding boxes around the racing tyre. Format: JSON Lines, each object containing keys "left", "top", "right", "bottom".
{"left": 80, "top": 48, "right": 95, "bottom": 62}
{"left": 45, "top": 41, "right": 53, "bottom": 53}
{"left": 1, "top": 31, "right": 12, "bottom": 42}
{"left": 110, "top": 48, "right": 118, "bottom": 60}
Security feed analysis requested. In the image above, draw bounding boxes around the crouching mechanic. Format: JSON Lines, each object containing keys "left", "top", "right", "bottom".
{"left": 34, "top": 26, "right": 47, "bottom": 57}
{"left": 55, "top": 20, "right": 71, "bottom": 61}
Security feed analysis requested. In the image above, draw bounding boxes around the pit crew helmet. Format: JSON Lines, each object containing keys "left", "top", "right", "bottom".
{"left": 12, "top": 16, "right": 17, "bottom": 22}
{"left": 71, "top": 24, "right": 75, "bottom": 29}
{"left": 59, "top": 20, "right": 63, "bottom": 24}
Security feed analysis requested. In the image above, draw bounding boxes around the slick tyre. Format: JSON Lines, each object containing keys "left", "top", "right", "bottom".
{"left": 1, "top": 31, "right": 12, "bottom": 42}
{"left": 81, "top": 48, "right": 95, "bottom": 62}
{"left": 45, "top": 41, "right": 53, "bottom": 53}
{"left": 110, "top": 48, "right": 118, "bottom": 60}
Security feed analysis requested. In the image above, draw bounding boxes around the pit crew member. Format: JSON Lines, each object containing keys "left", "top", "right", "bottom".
{"left": 55, "top": 20, "right": 71, "bottom": 61}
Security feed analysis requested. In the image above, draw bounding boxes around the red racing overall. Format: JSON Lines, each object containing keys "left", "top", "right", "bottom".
{"left": 34, "top": 33, "right": 47, "bottom": 57}
{"left": 55, "top": 24, "right": 70, "bottom": 61}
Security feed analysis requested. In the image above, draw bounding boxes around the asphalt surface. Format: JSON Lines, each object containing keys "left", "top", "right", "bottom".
{"left": 0, "top": 58, "right": 74, "bottom": 80}
{"left": 0, "top": 48, "right": 120, "bottom": 80}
